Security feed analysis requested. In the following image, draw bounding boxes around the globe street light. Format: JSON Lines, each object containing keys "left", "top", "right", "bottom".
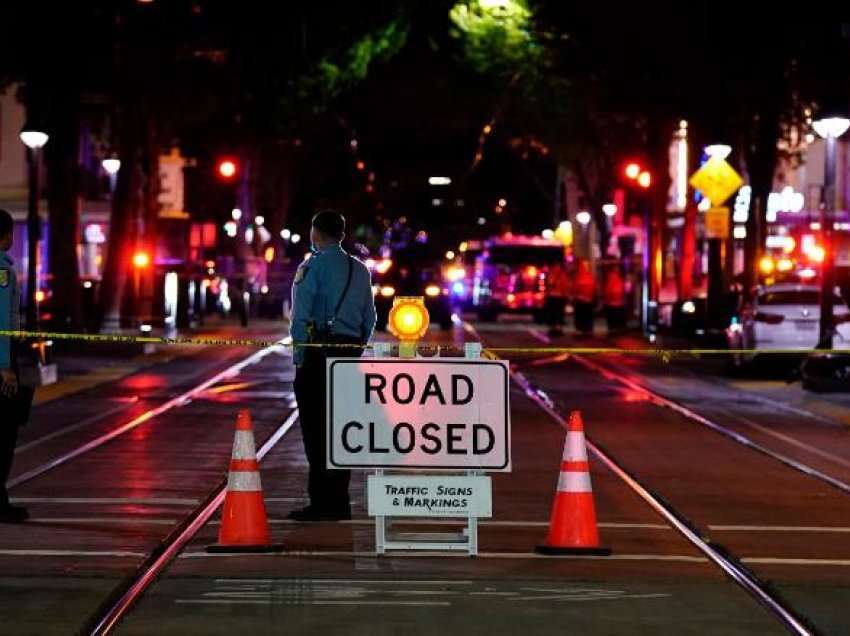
{"left": 20, "top": 125, "right": 49, "bottom": 330}
{"left": 101, "top": 156, "right": 121, "bottom": 193}
{"left": 814, "top": 113, "right": 850, "bottom": 348}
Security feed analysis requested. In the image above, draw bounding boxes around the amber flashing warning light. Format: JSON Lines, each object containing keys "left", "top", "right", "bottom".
{"left": 388, "top": 296, "right": 430, "bottom": 343}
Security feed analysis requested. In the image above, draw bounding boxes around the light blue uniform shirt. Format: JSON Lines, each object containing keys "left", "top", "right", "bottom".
{"left": 0, "top": 250, "right": 20, "bottom": 370}
{"left": 289, "top": 243, "right": 377, "bottom": 366}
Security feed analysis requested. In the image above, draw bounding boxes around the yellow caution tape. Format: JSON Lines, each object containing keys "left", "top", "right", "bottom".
{"left": 2, "top": 329, "right": 850, "bottom": 358}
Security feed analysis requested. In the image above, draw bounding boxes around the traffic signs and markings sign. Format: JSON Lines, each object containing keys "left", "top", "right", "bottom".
{"left": 327, "top": 358, "right": 511, "bottom": 471}
{"left": 367, "top": 474, "right": 492, "bottom": 517}
{"left": 689, "top": 156, "right": 744, "bottom": 205}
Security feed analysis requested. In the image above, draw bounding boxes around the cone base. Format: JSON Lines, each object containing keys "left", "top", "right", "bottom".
{"left": 206, "top": 543, "right": 285, "bottom": 554}
{"left": 535, "top": 544, "right": 612, "bottom": 556}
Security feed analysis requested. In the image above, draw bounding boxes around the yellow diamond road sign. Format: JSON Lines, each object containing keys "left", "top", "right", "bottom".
{"left": 689, "top": 156, "right": 744, "bottom": 205}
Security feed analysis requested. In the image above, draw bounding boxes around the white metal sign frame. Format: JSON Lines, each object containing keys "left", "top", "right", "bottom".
{"left": 348, "top": 342, "right": 496, "bottom": 555}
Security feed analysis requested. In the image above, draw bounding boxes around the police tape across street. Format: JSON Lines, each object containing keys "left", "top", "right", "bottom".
{"left": 3, "top": 329, "right": 850, "bottom": 358}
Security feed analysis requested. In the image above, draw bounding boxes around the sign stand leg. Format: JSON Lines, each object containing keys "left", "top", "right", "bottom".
{"left": 375, "top": 468, "right": 386, "bottom": 554}
{"left": 464, "top": 342, "right": 482, "bottom": 557}
{"left": 372, "top": 342, "right": 392, "bottom": 556}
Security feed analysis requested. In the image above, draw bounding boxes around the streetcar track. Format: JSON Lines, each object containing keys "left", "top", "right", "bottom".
{"left": 8, "top": 345, "right": 284, "bottom": 489}
{"left": 572, "top": 354, "right": 850, "bottom": 497}
{"left": 511, "top": 367, "right": 814, "bottom": 636}
{"left": 14, "top": 399, "right": 140, "bottom": 454}
{"left": 80, "top": 407, "right": 300, "bottom": 636}
{"left": 468, "top": 323, "right": 814, "bottom": 636}
{"left": 524, "top": 326, "right": 847, "bottom": 428}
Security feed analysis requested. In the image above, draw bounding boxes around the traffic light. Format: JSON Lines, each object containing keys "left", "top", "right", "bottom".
{"left": 623, "top": 161, "right": 652, "bottom": 189}
{"left": 216, "top": 158, "right": 238, "bottom": 180}
{"left": 132, "top": 250, "right": 151, "bottom": 269}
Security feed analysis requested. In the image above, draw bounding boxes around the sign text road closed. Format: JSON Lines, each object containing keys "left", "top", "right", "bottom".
{"left": 327, "top": 359, "right": 511, "bottom": 471}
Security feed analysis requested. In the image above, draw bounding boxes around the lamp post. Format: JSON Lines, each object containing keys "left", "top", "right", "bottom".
{"left": 19, "top": 127, "right": 49, "bottom": 331}
{"left": 813, "top": 116, "right": 850, "bottom": 348}
{"left": 101, "top": 156, "right": 121, "bottom": 192}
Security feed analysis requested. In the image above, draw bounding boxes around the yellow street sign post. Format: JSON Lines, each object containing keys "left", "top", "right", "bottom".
{"left": 705, "top": 207, "right": 730, "bottom": 239}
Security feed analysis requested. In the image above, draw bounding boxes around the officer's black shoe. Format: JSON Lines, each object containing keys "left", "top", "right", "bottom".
{"left": 287, "top": 506, "right": 351, "bottom": 522}
{"left": 0, "top": 505, "right": 29, "bottom": 523}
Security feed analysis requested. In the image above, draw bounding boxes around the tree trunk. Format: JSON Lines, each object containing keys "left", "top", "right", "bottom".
{"left": 138, "top": 112, "right": 161, "bottom": 323}
{"left": 45, "top": 87, "right": 83, "bottom": 330}
{"left": 744, "top": 102, "right": 782, "bottom": 293}
{"left": 98, "top": 107, "right": 143, "bottom": 331}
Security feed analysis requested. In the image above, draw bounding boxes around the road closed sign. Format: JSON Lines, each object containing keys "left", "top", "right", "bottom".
{"left": 327, "top": 359, "right": 511, "bottom": 471}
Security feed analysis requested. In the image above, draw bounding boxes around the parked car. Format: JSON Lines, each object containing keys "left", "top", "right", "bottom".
{"left": 726, "top": 283, "right": 850, "bottom": 369}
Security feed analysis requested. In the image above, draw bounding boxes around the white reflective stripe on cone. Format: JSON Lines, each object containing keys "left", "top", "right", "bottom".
{"left": 227, "top": 470, "right": 262, "bottom": 492}
{"left": 557, "top": 470, "right": 592, "bottom": 493}
{"left": 563, "top": 432, "right": 588, "bottom": 462}
{"left": 231, "top": 431, "right": 258, "bottom": 460}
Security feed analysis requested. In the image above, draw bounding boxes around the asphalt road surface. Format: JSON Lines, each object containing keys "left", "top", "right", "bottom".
{"left": 1, "top": 319, "right": 849, "bottom": 635}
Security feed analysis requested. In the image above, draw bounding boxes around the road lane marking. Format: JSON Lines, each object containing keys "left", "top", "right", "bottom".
{"left": 203, "top": 590, "right": 463, "bottom": 598}
{"left": 5, "top": 550, "right": 846, "bottom": 567}
{"left": 176, "top": 599, "right": 451, "bottom": 606}
{"left": 181, "top": 551, "right": 707, "bottom": 562}
{"left": 716, "top": 408, "right": 850, "bottom": 470}
{"left": 508, "top": 588, "right": 672, "bottom": 603}
{"left": 261, "top": 519, "right": 669, "bottom": 530}
{"left": 18, "top": 516, "right": 849, "bottom": 534}
{"left": 15, "top": 399, "right": 140, "bottom": 454}
{"left": 28, "top": 517, "right": 178, "bottom": 525}
{"left": 8, "top": 345, "right": 284, "bottom": 489}
{"left": 742, "top": 557, "right": 850, "bottom": 566}
{"left": 213, "top": 578, "right": 473, "bottom": 585}
{"left": 709, "top": 525, "right": 850, "bottom": 533}
{"left": 0, "top": 549, "right": 147, "bottom": 558}
{"left": 9, "top": 497, "right": 198, "bottom": 506}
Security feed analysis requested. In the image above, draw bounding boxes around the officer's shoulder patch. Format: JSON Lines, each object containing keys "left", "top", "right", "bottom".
{"left": 0, "top": 269, "right": 8, "bottom": 289}
{"left": 294, "top": 266, "right": 308, "bottom": 284}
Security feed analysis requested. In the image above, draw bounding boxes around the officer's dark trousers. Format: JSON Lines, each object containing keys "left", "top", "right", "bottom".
{"left": 294, "top": 338, "right": 363, "bottom": 512}
{"left": 0, "top": 415, "right": 18, "bottom": 508}
{"left": 0, "top": 354, "right": 20, "bottom": 508}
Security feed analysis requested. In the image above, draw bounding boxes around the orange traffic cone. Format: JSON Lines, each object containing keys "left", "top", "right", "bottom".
{"left": 536, "top": 411, "right": 611, "bottom": 555}
{"left": 207, "top": 410, "right": 282, "bottom": 553}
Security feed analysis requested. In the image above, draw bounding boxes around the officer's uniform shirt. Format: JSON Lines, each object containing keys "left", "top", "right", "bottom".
{"left": 0, "top": 250, "right": 20, "bottom": 371}
{"left": 289, "top": 243, "right": 377, "bottom": 366}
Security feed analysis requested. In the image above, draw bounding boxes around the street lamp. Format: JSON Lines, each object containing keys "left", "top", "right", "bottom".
{"left": 20, "top": 125, "right": 48, "bottom": 331}
{"left": 813, "top": 112, "right": 850, "bottom": 349}
{"left": 101, "top": 156, "right": 121, "bottom": 193}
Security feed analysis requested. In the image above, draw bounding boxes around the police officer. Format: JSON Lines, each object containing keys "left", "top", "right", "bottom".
{"left": 0, "top": 209, "right": 29, "bottom": 523}
{"left": 288, "top": 210, "right": 376, "bottom": 521}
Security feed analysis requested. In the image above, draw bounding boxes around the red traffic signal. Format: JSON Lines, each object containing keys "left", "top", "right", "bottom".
{"left": 623, "top": 161, "right": 652, "bottom": 189}
{"left": 216, "top": 158, "right": 238, "bottom": 180}
{"left": 132, "top": 251, "right": 151, "bottom": 269}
